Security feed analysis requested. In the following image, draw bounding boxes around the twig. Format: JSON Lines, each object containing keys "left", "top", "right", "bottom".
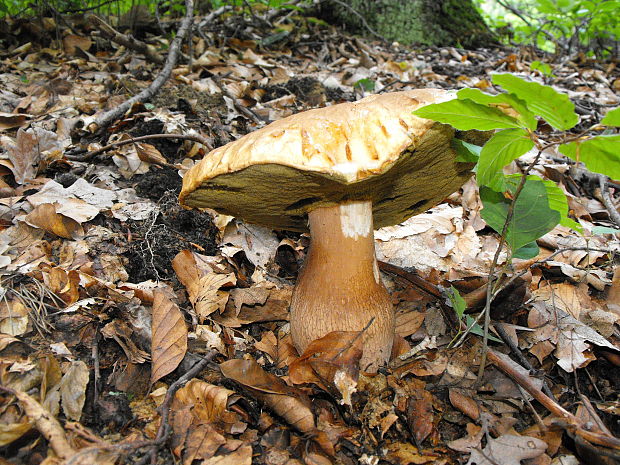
{"left": 87, "top": 14, "right": 164, "bottom": 64}
{"left": 92, "top": 0, "right": 195, "bottom": 130}
{"left": 487, "top": 349, "right": 620, "bottom": 452}
{"left": 0, "top": 386, "right": 76, "bottom": 460}
{"left": 597, "top": 175, "right": 620, "bottom": 228}
{"left": 210, "top": 74, "right": 265, "bottom": 125}
{"left": 65, "top": 133, "right": 212, "bottom": 162}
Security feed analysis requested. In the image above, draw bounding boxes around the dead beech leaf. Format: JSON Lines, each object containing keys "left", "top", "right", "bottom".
{"left": 151, "top": 290, "right": 187, "bottom": 384}
{"left": 63, "top": 34, "right": 92, "bottom": 55}
{"left": 449, "top": 388, "right": 480, "bottom": 421}
{"left": 183, "top": 423, "right": 226, "bottom": 463}
{"left": 202, "top": 443, "right": 252, "bottom": 465}
{"left": 136, "top": 142, "right": 169, "bottom": 165}
{"left": 289, "top": 331, "right": 362, "bottom": 402}
{"left": 406, "top": 388, "right": 434, "bottom": 445}
{"left": 172, "top": 250, "right": 236, "bottom": 322}
{"left": 25, "top": 203, "right": 84, "bottom": 239}
{"left": 59, "top": 360, "right": 89, "bottom": 421}
{"left": 466, "top": 434, "right": 547, "bottom": 465}
{"left": 174, "top": 379, "right": 235, "bottom": 424}
{"left": 220, "top": 359, "right": 334, "bottom": 455}
{"left": 0, "top": 127, "right": 61, "bottom": 184}
{"left": 0, "top": 421, "right": 32, "bottom": 447}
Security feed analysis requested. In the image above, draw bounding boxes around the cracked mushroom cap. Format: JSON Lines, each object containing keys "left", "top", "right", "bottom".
{"left": 179, "top": 89, "right": 472, "bottom": 231}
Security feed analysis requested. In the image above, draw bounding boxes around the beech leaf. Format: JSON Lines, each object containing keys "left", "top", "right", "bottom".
{"left": 151, "top": 290, "right": 188, "bottom": 384}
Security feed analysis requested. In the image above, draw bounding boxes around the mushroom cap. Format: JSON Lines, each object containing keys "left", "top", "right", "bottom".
{"left": 180, "top": 89, "right": 472, "bottom": 231}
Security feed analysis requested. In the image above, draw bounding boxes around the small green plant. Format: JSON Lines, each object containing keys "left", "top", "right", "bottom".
{"left": 414, "top": 74, "right": 619, "bottom": 349}
{"left": 476, "top": 0, "right": 619, "bottom": 58}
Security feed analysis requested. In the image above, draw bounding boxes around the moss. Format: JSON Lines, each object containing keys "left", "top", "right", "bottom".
{"left": 322, "top": 0, "right": 496, "bottom": 48}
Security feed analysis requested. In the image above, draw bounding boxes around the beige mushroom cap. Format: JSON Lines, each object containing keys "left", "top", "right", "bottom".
{"left": 180, "top": 89, "right": 473, "bottom": 231}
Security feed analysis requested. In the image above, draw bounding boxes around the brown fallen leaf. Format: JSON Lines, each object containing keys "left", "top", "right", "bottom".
{"left": 59, "top": 360, "right": 89, "bottom": 421}
{"left": 407, "top": 388, "right": 435, "bottom": 445}
{"left": 220, "top": 359, "right": 334, "bottom": 456}
{"left": 172, "top": 250, "right": 236, "bottom": 322}
{"left": 151, "top": 290, "right": 187, "bottom": 384}
{"left": 289, "top": 331, "right": 362, "bottom": 404}
{"left": 466, "top": 433, "right": 547, "bottom": 465}
{"left": 449, "top": 388, "right": 480, "bottom": 421}
{"left": 25, "top": 203, "right": 84, "bottom": 239}
{"left": 1, "top": 127, "right": 62, "bottom": 184}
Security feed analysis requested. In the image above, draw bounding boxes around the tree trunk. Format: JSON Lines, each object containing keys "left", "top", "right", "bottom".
{"left": 320, "top": 0, "right": 497, "bottom": 48}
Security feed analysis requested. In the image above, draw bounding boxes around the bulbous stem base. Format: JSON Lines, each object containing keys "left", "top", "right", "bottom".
{"left": 289, "top": 201, "right": 395, "bottom": 372}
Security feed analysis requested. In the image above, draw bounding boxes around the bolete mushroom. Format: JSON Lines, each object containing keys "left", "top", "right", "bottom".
{"left": 180, "top": 89, "right": 474, "bottom": 371}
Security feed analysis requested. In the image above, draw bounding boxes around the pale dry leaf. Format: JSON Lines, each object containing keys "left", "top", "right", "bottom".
{"left": 24, "top": 203, "right": 84, "bottom": 239}
{"left": 151, "top": 290, "right": 188, "bottom": 384}
{"left": 172, "top": 250, "right": 236, "bottom": 322}
{"left": 201, "top": 444, "right": 252, "bottom": 465}
{"left": 466, "top": 434, "right": 547, "bottom": 465}
{"left": 1, "top": 127, "right": 61, "bottom": 184}
{"left": 222, "top": 221, "right": 279, "bottom": 269}
{"left": 0, "top": 421, "right": 32, "bottom": 447}
{"left": 183, "top": 423, "right": 227, "bottom": 463}
{"left": 59, "top": 360, "right": 89, "bottom": 421}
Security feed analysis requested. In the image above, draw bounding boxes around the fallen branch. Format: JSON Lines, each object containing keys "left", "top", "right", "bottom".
{"left": 488, "top": 349, "right": 620, "bottom": 452}
{"left": 88, "top": 14, "right": 164, "bottom": 64}
{"left": 91, "top": 0, "right": 195, "bottom": 131}
{"left": 0, "top": 386, "right": 76, "bottom": 461}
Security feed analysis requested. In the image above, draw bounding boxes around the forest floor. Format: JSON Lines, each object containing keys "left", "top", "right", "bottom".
{"left": 0, "top": 4, "right": 619, "bottom": 465}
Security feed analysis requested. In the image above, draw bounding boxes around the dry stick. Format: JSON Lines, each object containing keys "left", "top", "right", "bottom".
{"left": 92, "top": 0, "right": 195, "bottom": 130}
{"left": 210, "top": 74, "right": 265, "bottom": 125}
{"left": 65, "top": 133, "right": 212, "bottom": 162}
{"left": 88, "top": 15, "right": 164, "bottom": 64}
{"left": 0, "top": 386, "right": 76, "bottom": 460}
{"left": 597, "top": 174, "right": 620, "bottom": 228}
{"left": 487, "top": 349, "right": 620, "bottom": 451}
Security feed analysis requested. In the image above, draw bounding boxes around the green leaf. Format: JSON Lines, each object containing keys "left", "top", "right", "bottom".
{"left": 452, "top": 138, "right": 481, "bottom": 163}
{"left": 592, "top": 226, "right": 620, "bottom": 235}
{"left": 530, "top": 60, "right": 555, "bottom": 77}
{"left": 477, "top": 129, "right": 534, "bottom": 192}
{"left": 413, "top": 99, "right": 521, "bottom": 130}
{"left": 513, "top": 242, "right": 540, "bottom": 259}
{"left": 559, "top": 135, "right": 620, "bottom": 180}
{"left": 354, "top": 78, "right": 375, "bottom": 92}
{"left": 480, "top": 177, "right": 560, "bottom": 253}
{"left": 540, "top": 179, "right": 583, "bottom": 233}
{"left": 464, "top": 315, "right": 502, "bottom": 342}
{"left": 601, "top": 107, "right": 620, "bottom": 126}
{"left": 492, "top": 73, "right": 579, "bottom": 130}
{"left": 458, "top": 88, "right": 538, "bottom": 129}
{"left": 447, "top": 286, "right": 467, "bottom": 318}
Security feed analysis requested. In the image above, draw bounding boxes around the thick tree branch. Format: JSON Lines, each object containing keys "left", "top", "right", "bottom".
{"left": 91, "top": 0, "right": 194, "bottom": 131}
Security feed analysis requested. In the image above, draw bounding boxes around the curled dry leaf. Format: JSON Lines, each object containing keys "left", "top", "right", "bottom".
{"left": 24, "top": 203, "right": 84, "bottom": 239}
{"left": 59, "top": 360, "right": 89, "bottom": 421}
{"left": 406, "top": 388, "right": 435, "bottom": 445}
{"left": 172, "top": 250, "right": 236, "bottom": 322}
{"left": 219, "top": 359, "right": 334, "bottom": 456}
{"left": 151, "top": 290, "right": 188, "bottom": 384}
{"left": 0, "top": 127, "right": 62, "bottom": 184}
{"left": 289, "top": 331, "right": 362, "bottom": 404}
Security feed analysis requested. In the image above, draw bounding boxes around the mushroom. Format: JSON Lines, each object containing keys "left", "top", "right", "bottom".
{"left": 180, "top": 89, "right": 474, "bottom": 372}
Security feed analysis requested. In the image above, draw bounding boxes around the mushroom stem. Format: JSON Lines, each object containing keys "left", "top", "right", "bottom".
{"left": 289, "top": 200, "right": 395, "bottom": 372}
